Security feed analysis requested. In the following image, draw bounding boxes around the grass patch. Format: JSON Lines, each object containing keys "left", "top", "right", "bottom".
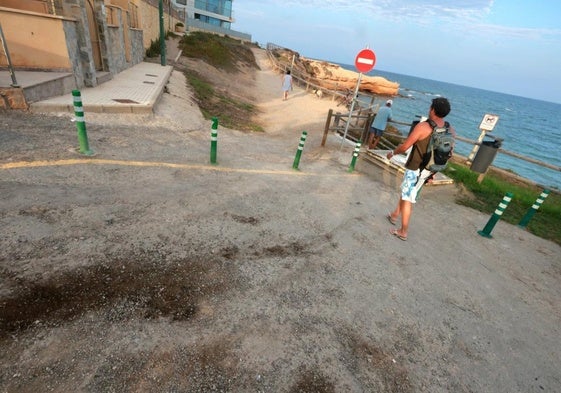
{"left": 179, "top": 32, "right": 263, "bottom": 132}
{"left": 444, "top": 163, "right": 561, "bottom": 246}
{"left": 184, "top": 69, "right": 263, "bottom": 132}
{"left": 179, "top": 32, "right": 258, "bottom": 72}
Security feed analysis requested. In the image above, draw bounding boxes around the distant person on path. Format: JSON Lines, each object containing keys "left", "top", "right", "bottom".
{"left": 368, "top": 99, "right": 393, "bottom": 149}
{"left": 282, "top": 70, "right": 293, "bottom": 100}
{"left": 386, "top": 97, "right": 453, "bottom": 241}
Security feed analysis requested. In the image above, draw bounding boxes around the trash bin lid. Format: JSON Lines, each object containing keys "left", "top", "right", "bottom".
{"left": 483, "top": 134, "right": 503, "bottom": 147}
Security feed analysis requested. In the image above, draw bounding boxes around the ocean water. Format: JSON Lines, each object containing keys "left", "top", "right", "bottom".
{"left": 340, "top": 65, "right": 561, "bottom": 190}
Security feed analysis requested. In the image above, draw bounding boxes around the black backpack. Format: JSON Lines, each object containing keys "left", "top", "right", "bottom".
{"left": 422, "top": 119, "right": 454, "bottom": 172}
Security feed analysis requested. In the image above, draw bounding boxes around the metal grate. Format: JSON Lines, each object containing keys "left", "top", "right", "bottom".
{"left": 112, "top": 99, "right": 139, "bottom": 104}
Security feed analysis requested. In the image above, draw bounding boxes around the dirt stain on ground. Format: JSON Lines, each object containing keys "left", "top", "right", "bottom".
{"left": 1, "top": 246, "right": 236, "bottom": 337}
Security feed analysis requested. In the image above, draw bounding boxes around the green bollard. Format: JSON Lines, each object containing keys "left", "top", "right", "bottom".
{"left": 478, "top": 192, "right": 514, "bottom": 238}
{"left": 72, "top": 90, "right": 93, "bottom": 156}
{"left": 518, "top": 189, "right": 550, "bottom": 229}
{"left": 210, "top": 117, "right": 218, "bottom": 165}
{"left": 292, "top": 131, "right": 307, "bottom": 170}
{"left": 348, "top": 141, "right": 361, "bottom": 173}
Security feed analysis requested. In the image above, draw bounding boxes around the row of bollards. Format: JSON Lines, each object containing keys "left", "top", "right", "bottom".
{"left": 70, "top": 92, "right": 361, "bottom": 171}
{"left": 478, "top": 189, "right": 550, "bottom": 238}
{"left": 71, "top": 92, "right": 549, "bottom": 238}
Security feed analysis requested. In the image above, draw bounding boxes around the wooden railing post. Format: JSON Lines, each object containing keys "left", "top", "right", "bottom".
{"left": 334, "top": 112, "right": 341, "bottom": 130}
{"left": 362, "top": 113, "right": 373, "bottom": 144}
{"left": 322, "top": 109, "right": 334, "bottom": 146}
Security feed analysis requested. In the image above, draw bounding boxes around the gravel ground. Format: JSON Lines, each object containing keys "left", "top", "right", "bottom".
{"left": 1, "top": 48, "right": 560, "bottom": 393}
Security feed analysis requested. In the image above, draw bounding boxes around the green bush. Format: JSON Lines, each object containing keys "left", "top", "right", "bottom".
{"left": 146, "top": 38, "right": 160, "bottom": 58}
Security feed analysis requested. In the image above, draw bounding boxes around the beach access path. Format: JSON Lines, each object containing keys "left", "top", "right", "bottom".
{"left": 1, "top": 46, "right": 560, "bottom": 392}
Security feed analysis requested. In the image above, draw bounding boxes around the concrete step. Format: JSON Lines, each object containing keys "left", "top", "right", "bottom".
{"left": 96, "top": 71, "right": 112, "bottom": 85}
{"left": 22, "top": 73, "right": 76, "bottom": 104}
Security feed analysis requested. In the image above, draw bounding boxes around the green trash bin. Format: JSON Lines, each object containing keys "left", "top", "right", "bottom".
{"left": 471, "top": 135, "right": 503, "bottom": 173}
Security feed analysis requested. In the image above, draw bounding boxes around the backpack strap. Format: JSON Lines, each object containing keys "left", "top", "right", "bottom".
{"left": 411, "top": 120, "right": 433, "bottom": 169}
{"left": 427, "top": 119, "right": 450, "bottom": 131}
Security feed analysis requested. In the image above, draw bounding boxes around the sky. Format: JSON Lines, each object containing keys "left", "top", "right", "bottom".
{"left": 232, "top": 0, "right": 561, "bottom": 104}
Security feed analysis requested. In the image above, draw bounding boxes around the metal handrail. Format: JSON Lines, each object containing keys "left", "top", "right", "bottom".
{"left": 0, "top": 22, "right": 18, "bottom": 87}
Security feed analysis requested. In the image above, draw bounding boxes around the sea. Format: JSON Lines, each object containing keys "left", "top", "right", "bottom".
{"left": 340, "top": 64, "right": 561, "bottom": 191}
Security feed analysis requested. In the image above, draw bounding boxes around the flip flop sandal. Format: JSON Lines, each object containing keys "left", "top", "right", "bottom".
{"left": 386, "top": 213, "right": 397, "bottom": 225}
{"left": 390, "top": 228, "right": 407, "bottom": 241}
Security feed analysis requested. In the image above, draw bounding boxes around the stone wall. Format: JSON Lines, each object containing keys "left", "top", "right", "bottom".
{"left": 129, "top": 29, "right": 145, "bottom": 65}
{"left": 104, "top": 5, "right": 144, "bottom": 75}
{"left": 62, "top": 18, "right": 85, "bottom": 88}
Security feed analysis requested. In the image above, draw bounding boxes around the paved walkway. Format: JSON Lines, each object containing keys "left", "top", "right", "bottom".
{"left": 28, "top": 62, "right": 174, "bottom": 114}
{"left": 2, "top": 37, "right": 182, "bottom": 114}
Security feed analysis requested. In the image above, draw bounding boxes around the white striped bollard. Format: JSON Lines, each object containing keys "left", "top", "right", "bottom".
{"left": 478, "top": 192, "right": 514, "bottom": 238}
{"left": 348, "top": 141, "right": 361, "bottom": 173}
{"left": 518, "top": 189, "right": 550, "bottom": 229}
{"left": 210, "top": 117, "right": 218, "bottom": 165}
{"left": 72, "top": 90, "right": 93, "bottom": 155}
{"left": 292, "top": 131, "right": 307, "bottom": 170}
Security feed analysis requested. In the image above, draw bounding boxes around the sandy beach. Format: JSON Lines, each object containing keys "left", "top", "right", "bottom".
{"left": 1, "top": 46, "right": 560, "bottom": 392}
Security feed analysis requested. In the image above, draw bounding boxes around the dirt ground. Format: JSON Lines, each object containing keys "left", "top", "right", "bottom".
{"left": 1, "top": 48, "right": 560, "bottom": 393}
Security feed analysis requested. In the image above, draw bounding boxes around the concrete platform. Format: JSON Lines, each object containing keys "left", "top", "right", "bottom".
{"left": 26, "top": 62, "right": 173, "bottom": 114}
{"left": 2, "top": 36, "right": 182, "bottom": 113}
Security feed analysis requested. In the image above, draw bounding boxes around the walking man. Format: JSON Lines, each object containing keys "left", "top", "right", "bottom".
{"left": 368, "top": 99, "right": 393, "bottom": 150}
{"left": 386, "top": 97, "right": 454, "bottom": 241}
{"left": 282, "top": 70, "right": 293, "bottom": 101}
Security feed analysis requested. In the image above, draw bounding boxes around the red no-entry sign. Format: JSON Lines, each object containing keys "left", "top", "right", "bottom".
{"left": 355, "top": 48, "right": 376, "bottom": 73}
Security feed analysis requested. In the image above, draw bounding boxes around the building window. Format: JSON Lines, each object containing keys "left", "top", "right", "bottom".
{"left": 194, "top": 0, "right": 232, "bottom": 18}
{"left": 194, "top": 11, "right": 231, "bottom": 28}
{"left": 128, "top": 2, "right": 140, "bottom": 28}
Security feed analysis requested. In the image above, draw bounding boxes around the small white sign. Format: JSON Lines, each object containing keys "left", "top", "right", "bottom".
{"left": 479, "top": 113, "right": 499, "bottom": 131}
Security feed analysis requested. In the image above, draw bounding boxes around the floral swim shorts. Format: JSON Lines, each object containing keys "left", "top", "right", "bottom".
{"left": 400, "top": 169, "right": 432, "bottom": 203}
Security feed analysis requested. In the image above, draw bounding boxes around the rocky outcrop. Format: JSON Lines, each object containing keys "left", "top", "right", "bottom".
{"left": 271, "top": 48, "right": 399, "bottom": 96}
{"left": 303, "top": 59, "right": 399, "bottom": 96}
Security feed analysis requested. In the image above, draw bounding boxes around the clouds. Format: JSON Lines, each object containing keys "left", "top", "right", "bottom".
{"left": 250, "top": 0, "right": 494, "bottom": 22}
{"left": 233, "top": 0, "right": 561, "bottom": 103}
{"left": 240, "top": 0, "right": 560, "bottom": 40}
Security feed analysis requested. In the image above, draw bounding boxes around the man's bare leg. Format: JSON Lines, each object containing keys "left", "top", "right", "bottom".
{"left": 390, "top": 198, "right": 411, "bottom": 238}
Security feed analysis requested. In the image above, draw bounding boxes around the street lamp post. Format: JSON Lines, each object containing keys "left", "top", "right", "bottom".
{"left": 159, "top": 0, "right": 166, "bottom": 66}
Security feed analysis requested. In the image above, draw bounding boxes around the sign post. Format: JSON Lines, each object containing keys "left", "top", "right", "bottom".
{"left": 340, "top": 48, "right": 376, "bottom": 148}
{"left": 355, "top": 49, "right": 376, "bottom": 73}
{"left": 466, "top": 113, "right": 500, "bottom": 164}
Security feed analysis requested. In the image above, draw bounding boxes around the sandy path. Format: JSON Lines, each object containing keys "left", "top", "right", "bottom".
{"left": 252, "top": 50, "right": 337, "bottom": 135}
{"left": 1, "top": 48, "right": 560, "bottom": 392}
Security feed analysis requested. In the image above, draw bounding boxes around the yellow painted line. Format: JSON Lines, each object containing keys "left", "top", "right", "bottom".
{"left": 0, "top": 158, "right": 347, "bottom": 177}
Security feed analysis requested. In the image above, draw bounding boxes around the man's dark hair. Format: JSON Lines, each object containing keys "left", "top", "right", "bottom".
{"left": 431, "top": 97, "right": 451, "bottom": 118}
